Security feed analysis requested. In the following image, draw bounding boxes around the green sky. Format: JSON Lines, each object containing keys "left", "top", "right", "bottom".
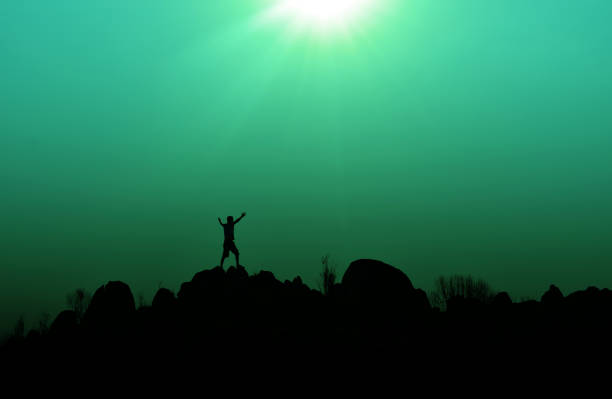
{"left": 2, "top": 0, "right": 612, "bottom": 335}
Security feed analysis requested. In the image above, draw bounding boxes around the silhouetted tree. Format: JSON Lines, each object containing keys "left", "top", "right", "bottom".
{"left": 13, "top": 315, "right": 25, "bottom": 339}
{"left": 66, "top": 288, "right": 91, "bottom": 322}
{"left": 430, "top": 275, "right": 496, "bottom": 309}
{"left": 4, "top": 315, "right": 27, "bottom": 345}
{"left": 318, "top": 254, "right": 337, "bottom": 296}
{"left": 137, "top": 292, "right": 147, "bottom": 309}
{"left": 38, "top": 312, "right": 50, "bottom": 335}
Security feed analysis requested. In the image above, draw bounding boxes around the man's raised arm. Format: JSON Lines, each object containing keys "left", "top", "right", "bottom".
{"left": 234, "top": 212, "right": 246, "bottom": 224}
{"left": 218, "top": 217, "right": 223, "bottom": 226}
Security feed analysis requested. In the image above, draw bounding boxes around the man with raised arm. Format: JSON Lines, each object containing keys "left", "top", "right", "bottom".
{"left": 218, "top": 212, "right": 246, "bottom": 269}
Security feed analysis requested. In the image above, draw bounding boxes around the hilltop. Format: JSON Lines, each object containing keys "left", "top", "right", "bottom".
{"left": 2, "top": 259, "right": 612, "bottom": 376}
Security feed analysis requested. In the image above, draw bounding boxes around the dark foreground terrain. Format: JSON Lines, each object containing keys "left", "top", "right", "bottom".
{"left": 2, "top": 259, "right": 612, "bottom": 381}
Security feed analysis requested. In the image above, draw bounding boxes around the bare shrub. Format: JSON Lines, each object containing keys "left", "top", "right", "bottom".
{"left": 318, "top": 254, "right": 337, "bottom": 296}
{"left": 430, "top": 275, "right": 496, "bottom": 309}
{"left": 66, "top": 288, "right": 91, "bottom": 322}
{"left": 13, "top": 315, "right": 25, "bottom": 339}
{"left": 38, "top": 312, "right": 50, "bottom": 335}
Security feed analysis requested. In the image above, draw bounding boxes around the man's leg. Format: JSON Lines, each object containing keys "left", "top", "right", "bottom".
{"left": 219, "top": 248, "right": 229, "bottom": 269}
{"left": 220, "top": 245, "right": 229, "bottom": 268}
{"left": 232, "top": 244, "right": 240, "bottom": 267}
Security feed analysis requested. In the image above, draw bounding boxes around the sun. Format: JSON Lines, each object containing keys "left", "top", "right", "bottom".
{"left": 278, "top": 0, "right": 373, "bottom": 25}
{"left": 261, "top": 0, "right": 380, "bottom": 36}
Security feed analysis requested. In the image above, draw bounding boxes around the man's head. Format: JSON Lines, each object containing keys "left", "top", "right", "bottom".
{"left": 227, "top": 216, "right": 234, "bottom": 223}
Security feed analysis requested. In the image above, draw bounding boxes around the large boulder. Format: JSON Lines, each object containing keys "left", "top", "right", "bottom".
{"left": 152, "top": 288, "right": 177, "bottom": 311}
{"left": 83, "top": 281, "right": 135, "bottom": 329}
{"left": 339, "top": 259, "right": 430, "bottom": 316}
{"left": 284, "top": 276, "right": 319, "bottom": 297}
{"left": 492, "top": 292, "right": 513, "bottom": 308}
{"left": 541, "top": 285, "right": 564, "bottom": 307}
{"left": 177, "top": 265, "right": 294, "bottom": 330}
{"left": 249, "top": 270, "right": 284, "bottom": 294}
{"left": 245, "top": 270, "right": 286, "bottom": 312}
{"left": 565, "top": 287, "right": 612, "bottom": 318}
{"left": 178, "top": 266, "right": 226, "bottom": 307}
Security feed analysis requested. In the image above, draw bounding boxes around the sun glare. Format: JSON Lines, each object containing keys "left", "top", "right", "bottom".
{"left": 261, "top": 0, "right": 380, "bottom": 36}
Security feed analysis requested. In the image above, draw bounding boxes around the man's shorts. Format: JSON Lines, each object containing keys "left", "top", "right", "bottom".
{"left": 222, "top": 240, "right": 239, "bottom": 257}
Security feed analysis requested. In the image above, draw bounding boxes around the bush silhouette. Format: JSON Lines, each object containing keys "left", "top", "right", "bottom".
{"left": 37, "top": 312, "right": 51, "bottom": 335}
{"left": 430, "top": 274, "right": 496, "bottom": 309}
{"left": 66, "top": 288, "right": 91, "bottom": 323}
{"left": 12, "top": 315, "right": 25, "bottom": 340}
{"left": 318, "top": 254, "right": 337, "bottom": 296}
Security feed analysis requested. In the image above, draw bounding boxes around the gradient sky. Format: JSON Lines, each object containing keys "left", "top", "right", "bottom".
{"left": 2, "top": 0, "right": 612, "bottom": 335}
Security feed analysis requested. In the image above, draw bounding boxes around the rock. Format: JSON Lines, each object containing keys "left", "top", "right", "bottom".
{"left": 541, "top": 285, "right": 563, "bottom": 306}
{"left": 191, "top": 266, "right": 226, "bottom": 292}
{"left": 249, "top": 270, "right": 285, "bottom": 300}
{"left": 343, "top": 258, "right": 414, "bottom": 291}
{"left": 227, "top": 265, "right": 248, "bottom": 281}
{"left": 492, "top": 292, "right": 513, "bottom": 307}
{"left": 565, "top": 286, "right": 612, "bottom": 312}
{"left": 563, "top": 287, "right": 612, "bottom": 329}
{"left": 152, "top": 288, "right": 177, "bottom": 310}
{"left": 340, "top": 259, "right": 430, "bottom": 315}
{"left": 83, "top": 281, "right": 135, "bottom": 329}
{"left": 414, "top": 288, "right": 432, "bottom": 308}
{"left": 178, "top": 266, "right": 225, "bottom": 304}
{"left": 252, "top": 270, "right": 278, "bottom": 283}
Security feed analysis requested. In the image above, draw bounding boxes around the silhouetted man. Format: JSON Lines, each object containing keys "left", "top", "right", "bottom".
{"left": 218, "top": 212, "right": 246, "bottom": 268}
